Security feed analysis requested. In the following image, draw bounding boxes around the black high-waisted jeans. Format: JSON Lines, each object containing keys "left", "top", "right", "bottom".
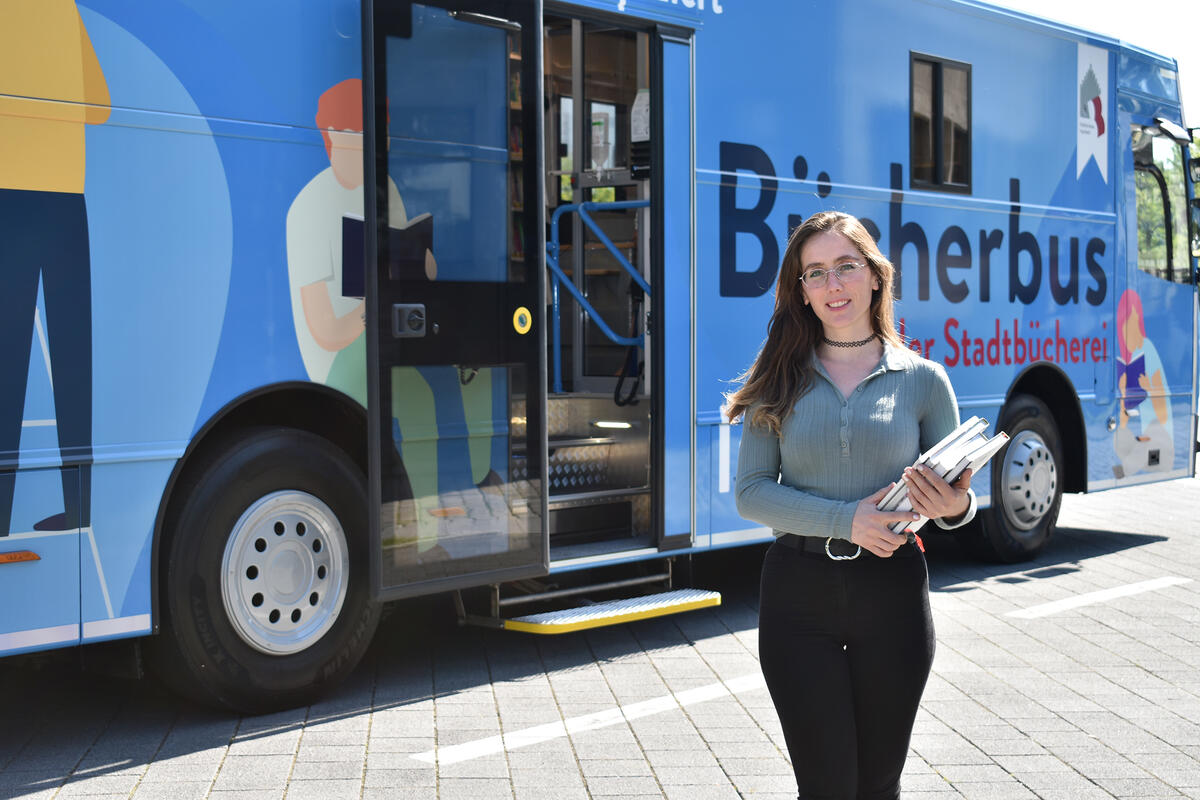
{"left": 758, "top": 537, "right": 935, "bottom": 800}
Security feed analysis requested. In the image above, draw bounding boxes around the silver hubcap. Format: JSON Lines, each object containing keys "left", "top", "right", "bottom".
{"left": 1000, "top": 430, "right": 1057, "bottom": 532}
{"left": 221, "top": 491, "right": 349, "bottom": 655}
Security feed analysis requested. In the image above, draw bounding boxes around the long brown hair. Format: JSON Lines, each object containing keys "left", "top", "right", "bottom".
{"left": 723, "top": 211, "right": 902, "bottom": 433}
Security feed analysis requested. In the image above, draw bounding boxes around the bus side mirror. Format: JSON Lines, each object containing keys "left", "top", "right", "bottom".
{"left": 1190, "top": 157, "right": 1200, "bottom": 184}
{"left": 1154, "top": 116, "right": 1191, "bottom": 144}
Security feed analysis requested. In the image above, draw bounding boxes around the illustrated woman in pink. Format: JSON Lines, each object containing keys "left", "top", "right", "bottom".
{"left": 1114, "top": 289, "right": 1173, "bottom": 478}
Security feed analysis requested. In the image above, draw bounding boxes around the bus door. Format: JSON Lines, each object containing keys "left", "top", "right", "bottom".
{"left": 1115, "top": 116, "right": 1195, "bottom": 483}
{"left": 540, "top": 14, "right": 694, "bottom": 557}
{"left": 364, "top": 0, "right": 547, "bottom": 599}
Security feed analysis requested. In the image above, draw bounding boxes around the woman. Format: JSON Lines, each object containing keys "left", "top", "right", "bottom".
{"left": 1114, "top": 288, "right": 1173, "bottom": 478}
{"left": 725, "top": 211, "right": 975, "bottom": 800}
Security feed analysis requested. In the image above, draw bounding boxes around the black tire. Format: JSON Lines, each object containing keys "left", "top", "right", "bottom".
{"left": 960, "top": 395, "right": 1063, "bottom": 563}
{"left": 147, "top": 427, "right": 380, "bottom": 713}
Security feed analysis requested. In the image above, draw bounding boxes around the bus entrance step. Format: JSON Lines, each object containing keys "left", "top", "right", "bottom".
{"left": 499, "top": 588, "right": 721, "bottom": 634}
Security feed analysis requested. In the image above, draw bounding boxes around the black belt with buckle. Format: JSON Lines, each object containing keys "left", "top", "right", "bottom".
{"left": 775, "top": 533, "right": 915, "bottom": 560}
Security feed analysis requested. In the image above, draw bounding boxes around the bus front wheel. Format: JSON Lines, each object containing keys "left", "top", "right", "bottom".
{"left": 149, "top": 427, "right": 380, "bottom": 713}
{"left": 961, "top": 395, "right": 1063, "bottom": 562}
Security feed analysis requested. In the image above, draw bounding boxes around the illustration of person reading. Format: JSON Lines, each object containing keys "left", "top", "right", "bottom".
{"left": 1114, "top": 289, "right": 1173, "bottom": 478}
{"left": 286, "top": 77, "right": 436, "bottom": 406}
{"left": 0, "top": 0, "right": 109, "bottom": 537}
{"left": 286, "top": 78, "right": 499, "bottom": 564}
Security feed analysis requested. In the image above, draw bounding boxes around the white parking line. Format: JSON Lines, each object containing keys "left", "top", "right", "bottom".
{"left": 411, "top": 672, "right": 766, "bottom": 765}
{"left": 1006, "top": 576, "right": 1192, "bottom": 619}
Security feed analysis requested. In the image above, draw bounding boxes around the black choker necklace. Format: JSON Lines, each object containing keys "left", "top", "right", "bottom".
{"left": 822, "top": 334, "right": 877, "bottom": 349}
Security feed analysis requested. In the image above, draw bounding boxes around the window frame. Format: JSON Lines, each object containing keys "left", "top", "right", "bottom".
{"left": 909, "top": 52, "right": 972, "bottom": 194}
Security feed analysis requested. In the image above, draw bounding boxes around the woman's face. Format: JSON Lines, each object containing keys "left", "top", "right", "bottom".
{"left": 798, "top": 230, "right": 880, "bottom": 340}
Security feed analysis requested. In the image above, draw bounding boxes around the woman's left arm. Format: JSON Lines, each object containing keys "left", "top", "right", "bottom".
{"left": 905, "top": 363, "right": 976, "bottom": 529}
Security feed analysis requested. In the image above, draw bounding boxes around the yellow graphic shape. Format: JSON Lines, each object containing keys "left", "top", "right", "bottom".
{"left": 0, "top": 1, "right": 110, "bottom": 194}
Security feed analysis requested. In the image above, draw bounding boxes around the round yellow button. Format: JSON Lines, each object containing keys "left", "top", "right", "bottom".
{"left": 513, "top": 306, "right": 532, "bottom": 335}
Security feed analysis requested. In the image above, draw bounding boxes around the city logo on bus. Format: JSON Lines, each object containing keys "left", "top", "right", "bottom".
{"left": 1078, "top": 43, "right": 1108, "bottom": 181}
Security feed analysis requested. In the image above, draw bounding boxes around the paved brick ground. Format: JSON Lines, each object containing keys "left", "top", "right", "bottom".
{"left": 2, "top": 472, "right": 1199, "bottom": 799}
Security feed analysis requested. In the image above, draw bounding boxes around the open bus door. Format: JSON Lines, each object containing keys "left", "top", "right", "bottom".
{"left": 364, "top": 0, "right": 548, "bottom": 600}
{"left": 537, "top": 13, "right": 694, "bottom": 558}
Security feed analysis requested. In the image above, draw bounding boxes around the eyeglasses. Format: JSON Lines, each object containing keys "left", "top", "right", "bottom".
{"left": 799, "top": 261, "right": 867, "bottom": 289}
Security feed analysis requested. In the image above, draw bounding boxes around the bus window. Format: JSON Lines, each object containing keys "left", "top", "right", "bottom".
{"left": 910, "top": 54, "right": 971, "bottom": 192}
{"left": 1132, "top": 126, "right": 1192, "bottom": 284}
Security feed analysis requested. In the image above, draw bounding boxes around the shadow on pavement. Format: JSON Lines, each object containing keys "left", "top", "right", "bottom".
{"left": 923, "top": 525, "right": 1167, "bottom": 592}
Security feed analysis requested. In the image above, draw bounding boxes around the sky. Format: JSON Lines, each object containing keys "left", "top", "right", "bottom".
{"left": 991, "top": 0, "right": 1197, "bottom": 130}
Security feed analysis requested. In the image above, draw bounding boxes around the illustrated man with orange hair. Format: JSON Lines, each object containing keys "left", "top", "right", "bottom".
{"left": 0, "top": 0, "right": 109, "bottom": 537}
{"left": 287, "top": 78, "right": 455, "bottom": 557}
{"left": 286, "top": 77, "right": 435, "bottom": 402}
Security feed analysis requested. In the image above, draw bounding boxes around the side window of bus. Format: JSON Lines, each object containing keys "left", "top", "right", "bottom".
{"left": 1132, "top": 126, "right": 1192, "bottom": 284}
{"left": 910, "top": 54, "right": 971, "bottom": 193}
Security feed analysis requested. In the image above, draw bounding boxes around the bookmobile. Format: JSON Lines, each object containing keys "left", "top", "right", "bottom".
{"left": 2, "top": 0, "right": 1197, "bottom": 712}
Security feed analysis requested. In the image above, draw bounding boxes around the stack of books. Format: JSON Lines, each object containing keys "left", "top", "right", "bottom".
{"left": 878, "top": 416, "right": 1009, "bottom": 536}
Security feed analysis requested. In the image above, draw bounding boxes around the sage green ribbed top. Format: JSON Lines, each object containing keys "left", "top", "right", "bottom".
{"left": 734, "top": 343, "right": 976, "bottom": 542}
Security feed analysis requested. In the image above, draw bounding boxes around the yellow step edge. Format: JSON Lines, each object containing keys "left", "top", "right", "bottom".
{"left": 502, "top": 588, "right": 721, "bottom": 634}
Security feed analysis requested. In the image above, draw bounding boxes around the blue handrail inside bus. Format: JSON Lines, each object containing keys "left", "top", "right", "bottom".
{"left": 545, "top": 199, "right": 651, "bottom": 393}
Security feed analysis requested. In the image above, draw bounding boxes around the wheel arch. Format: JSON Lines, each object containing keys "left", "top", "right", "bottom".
{"left": 1005, "top": 362, "right": 1086, "bottom": 494}
{"left": 149, "top": 382, "right": 368, "bottom": 634}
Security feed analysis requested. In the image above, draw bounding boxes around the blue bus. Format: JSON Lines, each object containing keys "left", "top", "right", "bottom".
{"left": 2, "top": 0, "right": 1196, "bottom": 712}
